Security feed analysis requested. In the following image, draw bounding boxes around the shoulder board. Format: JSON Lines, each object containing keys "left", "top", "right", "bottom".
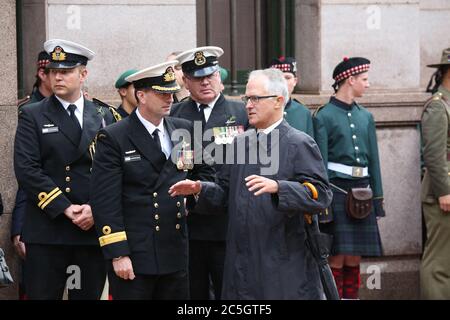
{"left": 109, "top": 106, "right": 123, "bottom": 122}
{"left": 422, "top": 92, "right": 446, "bottom": 114}
{"left": 17, "top": 95, "right": 31, "bottom": 109}
{"left": 96, "top": 132, "right": 108, "bottom": 140}
{"left": 293, "top": 98, "right": 307, "bottom": 106}
{"left": 93, "top": 98, "right": 122, "bottom": 122}
{"left": 179, "top": 96, "right": 191, "bottom": 103}
{"left": 312, "top": 104, "right": 326, "bottom": 117}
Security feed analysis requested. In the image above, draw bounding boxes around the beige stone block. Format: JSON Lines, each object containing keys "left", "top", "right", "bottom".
{"left": 321, "top": 2, "right": 421, "bottom": 92}
{"left": 419, "top": 7, "right": 450, "bottom": 88}
{"left": 46, "top": 1, "right": 196, "bottom": 100}
{"left": 0, "top": 0, "right": 17, "bottom": 105}
{"left": 0, "top": 106, "right": 18, "bottom": 214}
{"left": 295, "top": 0, "right": 321, "bottom": 93}
{"left": 377, "top": 127, "right": 422, "bottom": 255}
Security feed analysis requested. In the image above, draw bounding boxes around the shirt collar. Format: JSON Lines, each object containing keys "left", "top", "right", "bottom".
{"left": 257, "top": 117, "right": 283, "bottom": 135}
{"left": 195, "top": 93, "right": 221, "bottom": 111}
{"left": 55, "top": 91, "right": 84, "bottom": 112}
{"left": 330, "top": 96, "right": 358, "bottom": 111}
{"left": 136, "top": 108, "right": 165, "bottom": 135}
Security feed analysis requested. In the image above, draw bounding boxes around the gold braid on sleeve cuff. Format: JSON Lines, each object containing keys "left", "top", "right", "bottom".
{"left": 99, "top": 231, "right": 127, "bottom": 247}
{"left": 37, "top": 187, "right": 63, "bottom": 209}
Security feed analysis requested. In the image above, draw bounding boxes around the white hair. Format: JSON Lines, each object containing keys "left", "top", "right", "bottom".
{"left": 247, "top": 68, "right": 289, "bottom": 107}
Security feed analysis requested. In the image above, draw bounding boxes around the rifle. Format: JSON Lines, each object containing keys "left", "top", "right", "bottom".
{"left": 304, "top": 214, "right": 340, "bottom": 300}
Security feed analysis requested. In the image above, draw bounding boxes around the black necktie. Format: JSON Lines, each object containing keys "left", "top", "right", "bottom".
{"left": 199, "top": 104, "right": 208, "bottom": 128}
{"left": 152, "top": 129, "right": 162, "bottom": 153}
{"left": 68, "top": 104, "right": 81, "bottom": 143}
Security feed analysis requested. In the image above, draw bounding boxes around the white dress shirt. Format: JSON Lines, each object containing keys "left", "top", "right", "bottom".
{"left": 195, "top": 94, "right": 221, "bottom": 123}
{"left": 136, "top": 108, "right": 172, "bottom": 159}
{"left": 55, "top": 92, "right": 85, "bottom": 128}
{"left": 257, "top": 117, "right": 284, "bottom": 135}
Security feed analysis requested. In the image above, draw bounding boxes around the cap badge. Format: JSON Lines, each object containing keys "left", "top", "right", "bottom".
{"left": 194, "top": 51, "right": 206, "bottom": 66}
{"left": 51, "top": 46, "right": 66, "bottom": 62}
{"left": 292, "top": 61, "right": 297, "bottom": 73}
{"left": 163, "top": 67, "right": 176, "bottom": 82}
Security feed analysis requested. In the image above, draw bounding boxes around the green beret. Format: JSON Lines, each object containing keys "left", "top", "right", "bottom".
{"left": 115, "top": 69, "right": 138, "bottom": 89}
{"left": 219, "top": 67, "right": 229, "bottom": 82}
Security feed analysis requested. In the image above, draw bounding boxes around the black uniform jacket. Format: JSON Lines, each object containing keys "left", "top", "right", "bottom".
{"left": 170, "top": 94, "right": 248, "bottom": 241}
{"left": 14, "top": 95, "right": 115, "bottom": 245}
{"left": 90, "top": 111, "right": 215, "bottom": 275}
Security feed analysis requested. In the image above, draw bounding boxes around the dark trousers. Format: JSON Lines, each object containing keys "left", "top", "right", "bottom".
{"left": 24, "top": 244, "right": 106, "bottom": 300}
{"left": 189, "top": 240, "right": 225, "bottom": 300}
{"left": 108, "top": 269, "right": 188, "bottom": 300}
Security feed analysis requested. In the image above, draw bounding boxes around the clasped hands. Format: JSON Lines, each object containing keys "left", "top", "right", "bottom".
{"left": 64, "top": 204, "right": 94, "bottom": 231}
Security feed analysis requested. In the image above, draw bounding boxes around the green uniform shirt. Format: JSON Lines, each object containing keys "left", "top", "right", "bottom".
{"left": 284, "top": 99, "right": 314, "bottom": 138}
{"left": 313, "top": 97, "right": 384, "bottom": 198}
{"left": 421, "top": 85, "right": 450, "bottom": 201}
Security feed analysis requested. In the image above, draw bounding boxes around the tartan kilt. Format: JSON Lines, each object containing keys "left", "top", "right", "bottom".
{"left": 319, "top": 178, "right": 383, "bottom": 257}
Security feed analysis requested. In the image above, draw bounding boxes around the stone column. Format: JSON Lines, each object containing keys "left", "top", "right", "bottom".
{"left": 0, "top": 0, "right": 18, "bottom": 300}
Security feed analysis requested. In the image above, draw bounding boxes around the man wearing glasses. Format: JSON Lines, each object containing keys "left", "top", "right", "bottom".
{"left": 170, "top": 46, "right": 248, "bottom": 300}
{"left": 169, "top": 68, "right": 332, "bottom": 299}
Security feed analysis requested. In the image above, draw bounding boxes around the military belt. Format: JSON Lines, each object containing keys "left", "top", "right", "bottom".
{"left": 328, "top": 162, "right": 368, "bottom": 178}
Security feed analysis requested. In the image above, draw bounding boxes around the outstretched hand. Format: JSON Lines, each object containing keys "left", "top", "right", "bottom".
{"left": 169, "top": 179, "right": 201, "bottom": 197}
{"left": 245, "top": 175, "right": 278, "bottom": 196}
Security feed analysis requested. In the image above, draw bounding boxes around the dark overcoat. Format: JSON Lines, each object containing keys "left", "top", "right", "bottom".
{"left": 194, "top": 120, "right": 332, "bottom": 299}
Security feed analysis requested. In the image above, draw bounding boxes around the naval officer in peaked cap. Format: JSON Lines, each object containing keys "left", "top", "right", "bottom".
{"left": 90, "top": 61, "right": 215, "bottom": 300}
{"left": 170, "top": 47, "right": 248, "bottom": 300}
{"left": 14, "top": 39, "right": 116, "bottom": 299}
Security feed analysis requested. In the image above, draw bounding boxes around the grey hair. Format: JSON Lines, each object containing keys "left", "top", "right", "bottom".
{"left": 248, "top": 68, "right": 289, "bottom": 107}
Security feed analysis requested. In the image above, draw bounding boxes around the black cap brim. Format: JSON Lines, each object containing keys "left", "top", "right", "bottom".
{"left": 188, "top": 65, "right": 219, "bottom": 78}
{"left": 46, "top": 61, "right": 84, "bottom": 69}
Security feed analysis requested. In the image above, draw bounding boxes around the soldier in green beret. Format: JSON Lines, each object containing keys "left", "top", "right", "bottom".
{"left": 115, "top": 69, "right": 138, "bottom": 118}
{"left": 420, "top": 48, "right": 450, "bottom": 300}
{"left": 313, "top": 57, "right": 385, "bottom": 299}
{"left": 269, "top": 56, "right": 313, "bottom": 137}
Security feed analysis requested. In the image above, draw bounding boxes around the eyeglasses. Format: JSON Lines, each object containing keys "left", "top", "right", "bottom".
{"left": 241, "top": 95, "right": 277, "bottom": 104}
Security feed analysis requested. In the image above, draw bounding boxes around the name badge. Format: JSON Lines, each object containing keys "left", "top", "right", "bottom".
{"left": 124, "top": 154, "right": 141, "bottom": 162}
{"left": 42, "top": 126, "right": 59, "bottom": 134}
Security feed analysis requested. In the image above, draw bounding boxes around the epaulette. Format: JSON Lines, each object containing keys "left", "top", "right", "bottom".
{"left": 179, "top": 95, "right": 191, "bottom": 103}
{"left": 93, "top": 98, "right": 122, "bottom": 122}
{"left": 293, "top": 97, "right": 307, "bottom": 106}
{"left": 108, "top": 106, "right": 122, "bottom": 122}
{"left": 17, "top": 95, "right": 31, "bottom": 109}
{"left": 433, "top": 92, "right": 443, "bottom": 101}
{"left": 422, "top": 92, "right": 447, "bottom": 115}
{"left": 312, "top": 104, "right": 326, "bottom": 117}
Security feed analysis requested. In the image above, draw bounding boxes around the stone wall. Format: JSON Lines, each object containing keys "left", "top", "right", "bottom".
{"left": 46, "top": 0, "right": 197, "bottom": 99}
{"left": 419, "top": 0, "right": 450, "bottom": 88}
{"left": 0, "top": 0, "right": 18, "bottom": 300}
